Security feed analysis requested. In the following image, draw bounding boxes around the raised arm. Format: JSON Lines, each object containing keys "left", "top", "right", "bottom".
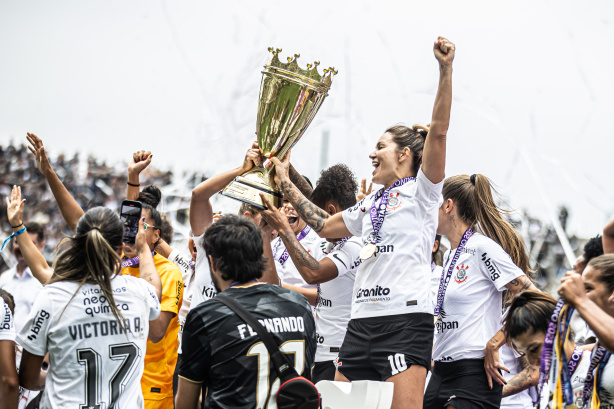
{"left": 421, "top": 37, "right": 455, "bottom": 185}
{"left": 604, "top": 217, "right": 614, "bottom": 254}
{"left": 559, "top": 271, "right": 614, "bottom": 352}
{"left": 269, "top": 154, "right": 350, "bottom": 239}
{"left": 126, "top": 150, "right": 153, "bottom": 201}
{"left": 288, "top": 164, "right": 313, "bottom": 198}
{"left": 6, "top": 186, "right": 53, "bottom": 284}
{"left": 27, "top": 133, "right": 83, "bottom": 232}
{"left": 260, "top": 195, "right": 340, "bottom": 284}
{"left": 190, "top": 141, "right": 263, "bottom": 236}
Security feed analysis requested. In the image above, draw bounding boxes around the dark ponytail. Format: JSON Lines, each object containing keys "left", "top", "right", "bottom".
{"left": 50, "top": 207, "right": 126, "bottom": 328}
{"left": 137, "top": 185, "right": 162, "bottom": 229}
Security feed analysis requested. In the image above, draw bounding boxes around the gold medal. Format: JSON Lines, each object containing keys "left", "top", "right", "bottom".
{"left": 359, "top": 243, "right": 377, "bottom": 260}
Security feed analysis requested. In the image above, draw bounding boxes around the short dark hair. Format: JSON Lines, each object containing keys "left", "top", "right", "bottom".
{"left": 583, "top": 235, "right": 604, "bottom": 264}
{"left": 503, "top": 291, "right": 557, "bottom": 347}
{"left": 27, "top": 222, "right": 45, "bottom": 243}
{"left": 202, "top": 214, "right": 265, "bottom": 283}
{"left": 310, "top": 164, "right": 358, "bottom": 211}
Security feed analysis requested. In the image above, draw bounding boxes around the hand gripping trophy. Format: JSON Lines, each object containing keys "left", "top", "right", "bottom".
{"left": 221, "top": 47, "right": 337, "bottom": 209}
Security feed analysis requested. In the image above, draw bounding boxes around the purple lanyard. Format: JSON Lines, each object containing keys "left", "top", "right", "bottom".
{"left": 433, "top": 228, "right": 473, "bottom": 317}
{"left": 276, "top": 226, "right": 311, "bottom": 266}
{"left": 582, "top": 343, "right": 612, "bottom": 408}
{"left": 536, "top": 298, "right": 565, "bottom": 404}
{"left": 367, "top": 177, "right": 414, "bottom": 245}
{"left": 431, "top": 261, "right": 436, "bottom": 273}
{"left": 227, "top": 279, "right": 259, "bottom": 289}
{"left": 567, "top": 346, "right": 583, "bottom": 375}
{"left": 189, "top": 260, "right": 195, "bottom": 271}
{"left": 121, "top": 251, "right": 155, "bottom": 268}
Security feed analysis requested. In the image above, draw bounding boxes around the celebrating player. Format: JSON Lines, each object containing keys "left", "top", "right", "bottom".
{"left": 0, "top": 289, "right": 19, "bottom": 409}
{"left": 265, "top": 37, "right": 455, "bottom": 409}
{"left": 260, "top": 163, "right": 361, "bottom": 383}
{"left": 176, "top": 214, "right": 316, "bottom": 409}
{"left": 11, "top": 185, "right": 163, "bottom": 408}
{"left": 424, "top": 173, "right": 537, "bottom": 409}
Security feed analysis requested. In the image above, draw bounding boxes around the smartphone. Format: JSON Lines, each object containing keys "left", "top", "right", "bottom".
{"left": 120, "top": 200, "right": 142, "bottom": 244}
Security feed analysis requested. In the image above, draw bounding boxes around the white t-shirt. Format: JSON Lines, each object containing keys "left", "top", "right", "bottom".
{"left": 189, "top": 232, "right": 217, "bottom": 310}
{"left": 500, "top": 345, "right": 533, "bottom": 409}
{"left": 315, "top": 237, "right": 361, "bottom": 362}
{"left": 16, "top": 275, "right": 161, "bottom": 409}
{"left": 168, "top": 248, "right": 195, "bottom": 344}
{"left": 341, "top": 169, "right": 443, "bottom": 319}
{"left": 432, "top": 233, "right": 524, "bottom": 361}
{"left": 0, "top": 299, "right": 15, "bottom": 341}
{"left": 272, "top": 227, "right": 324, "bottom": 289}
{"left": 0, "top": 266, "right": 44, "bottom": 334}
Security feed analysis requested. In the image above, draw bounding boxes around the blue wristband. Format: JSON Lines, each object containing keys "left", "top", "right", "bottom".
{"left": 1, "top": 226, "right": 27, "bottom": 251}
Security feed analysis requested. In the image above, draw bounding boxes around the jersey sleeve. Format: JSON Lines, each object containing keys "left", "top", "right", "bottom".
{"left": 129, "top": 276, "right": 162, "bottom": 321}
{"left": 178, "top": 307, "right": 212, "bottom": 384}
{"left": 325, "top": 239, "right": 362, "bottom": 277}
{"left": 168, "top": 248, "right": 194, "bottom": 283}
{"left": 159, "top": 262, "right": 183, "bottom": 315}
{"left": 16, "top": 293, "right": 53, "bottom": 356}
{"left": 341, "top": 195, "right": 371, "bottom": 238}
{"left": 478, "top": 239, "right": 525, "bottom": 291}
{"left": 0, "top": 300, "right": 15, "bottom": 342}
{"left": 416, "top": 167, "right": 444, "bottom": 205}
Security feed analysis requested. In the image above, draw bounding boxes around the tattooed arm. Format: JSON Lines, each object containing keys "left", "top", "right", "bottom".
{"left": 502, "top": 355, "right": 539, "bottom": 397}
{"left": 505, "top": 275, "right": 538, "bottom": 295}
{"left": 268, "top": 155, "right": 351, "bottom": 239}
{"left": 288, "top": 164, "right": 313, "bottom": 198}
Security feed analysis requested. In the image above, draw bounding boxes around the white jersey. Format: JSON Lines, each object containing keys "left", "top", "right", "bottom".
{"left": 570, "top": 310, "right": 596, "bottom": 345}
{"left": 189, "top": 232, "right": 218, "bottom": 310}
{"left": 315, "top": 237, "right": 361, "bottom": 362}
{"left": 341, "top": 168, "right": 443, "bottom": 319}
{"left": 272, "top": 227, "right": 324, "bottom": 289}
{"left": 16, "top": 276, "right": 161, "bottom": 409}
{"left": 500, "top": 345, "right": 533, "bottom": 409}
{"left": 168, "top": 248, "right": 196, "bottom": 344}
{"left": 0, "top": 299, "right": 15, "bottom": 341}
{"left": 432, "top": 234, "right": 524, "bottom": 362}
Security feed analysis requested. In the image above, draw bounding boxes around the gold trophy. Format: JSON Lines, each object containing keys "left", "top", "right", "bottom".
{"left": 221, "top": 47, "right": 337, "bottom": 209}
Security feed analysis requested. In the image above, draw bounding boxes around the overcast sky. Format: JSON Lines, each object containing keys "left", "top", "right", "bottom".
{"left": 1, "top": 0, "right": 612, "bottom": 239}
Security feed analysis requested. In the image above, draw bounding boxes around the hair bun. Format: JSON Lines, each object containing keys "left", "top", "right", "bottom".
{"left": 412, "top": 124, "right": 429, "bottom": 138}
{"left": 138, "top": 185, "right": 162, "bottom": 208}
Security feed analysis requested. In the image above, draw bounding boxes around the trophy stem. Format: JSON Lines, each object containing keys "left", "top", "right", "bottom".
{"left": 220, "top": 165, "right": 282, "bottom": 210}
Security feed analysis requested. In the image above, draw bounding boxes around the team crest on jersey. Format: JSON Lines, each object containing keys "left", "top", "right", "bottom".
{"left": 387, "top": 193, "right": 402, "bottom": 210}
{"left": 454, "top": 264, "right": 468, "bottom": 283}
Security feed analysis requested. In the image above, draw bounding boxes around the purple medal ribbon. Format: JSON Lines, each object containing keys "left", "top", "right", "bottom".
{"left": 536, "top": 298, "right": 565, "bottom": 405}
{"left": 567, "top": 346, "right": 583, "bottom": 375}
{"left": 431, "top": 261, "right": 436, "bottom": 273}
{"left": 367, "top": 177, "right": 414, "bottom": 245}
{"left": 227, "top": 279, "right": 259, "bottom": 289}
{"left": 582, "top": 343, "right": 611, "bottom": 408}
{"left": 189, "top": 260, "right": 195, "bottom": 271}
{"left": 121, "top": 251, "right": 155, "bottom": 268}
{"left": 277, "top": 226, "right": 311, "bottom": 266}
{"left": 433, "top": 228, "right": 474, "bottom": 317}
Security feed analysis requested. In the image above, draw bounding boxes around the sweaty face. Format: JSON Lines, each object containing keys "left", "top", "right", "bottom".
{"left": 512, "top": 330, "right": 545, "bottom": 366}
{"left": 582, "top": 265, "right": 614, "bottom": 316}
{"left": 281, "top": 200, "right": 306, "bottom": 235}
{"left": 369, "top": 132, "right": 404, "bottom": 186}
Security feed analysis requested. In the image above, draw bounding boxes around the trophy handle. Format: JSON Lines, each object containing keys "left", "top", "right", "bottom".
{"left": 220, "top": 165, "right": 282, "bottom": 210}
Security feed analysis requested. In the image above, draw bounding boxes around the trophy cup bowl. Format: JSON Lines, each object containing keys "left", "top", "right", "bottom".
{"left": 221, "top": 47, "right": 337, "bottom": 210}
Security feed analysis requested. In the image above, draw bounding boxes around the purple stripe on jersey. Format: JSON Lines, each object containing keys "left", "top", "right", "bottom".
{"left": 368, "top": 177, "right": 414, "bottom": 245}
{"left": 434, "top": 228, "right": 473, "bottom": 317}
{"left": 277, "top": 226, "right": 311, "bottom": 266}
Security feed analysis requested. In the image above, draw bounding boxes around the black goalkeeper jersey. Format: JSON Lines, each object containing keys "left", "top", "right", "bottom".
{"left": 179, "top": 283, "right": 316, "bottom": 409}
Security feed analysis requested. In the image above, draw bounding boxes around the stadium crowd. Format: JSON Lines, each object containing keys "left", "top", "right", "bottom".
{"left": 1, "top": 36, "right": 614, "bottom": 409}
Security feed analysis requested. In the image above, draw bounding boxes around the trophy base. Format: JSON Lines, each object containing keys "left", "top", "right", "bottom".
{"left": 221, "top": 174, "right": 282, "bottom": 210}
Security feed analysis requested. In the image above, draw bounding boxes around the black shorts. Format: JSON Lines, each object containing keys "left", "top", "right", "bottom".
{"left": 335, "top": 313, "right": 433, "bottom": 381}
{"left": 423, "top": 359, "right": 502, "bottom": 409}
{"left": 312, "top": 360, "right": 336, "bottom": 383}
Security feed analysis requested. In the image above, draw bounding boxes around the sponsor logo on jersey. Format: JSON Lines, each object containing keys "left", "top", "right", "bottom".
{"left": 347, "top": 197, "right": 367, "bottom": 213}
{"left": 316, "top": 333, "right": 325, "bottom": 344}
{"left": 173, "top": 255, "right": 191, "bottom": 272}
{"left": 318, "top": 296, "right": 332, "bottom": 308}
{"left": 176, "top": 280, "right": 184, "bottom": 306}
{"left": 27, "top": 309, "right": 50, "bottom": 341}
{"left": 481, "top": 253, "right": 501, "bottom": 281}
{"left": 386, "top": 193, "right": 402, "bottom": 210}
{"left": 435, "top": 309, "right": 458, "bottom": 334}
{"left": 202, "top": 285, "right": 217, "bottom": 300}
{"left": 355, "top": 285, "right": 391, "bottom": 303}
{"left": 363, "top": 234, "right": 394, "bottom": 257}
{"left": 1, "top": 304, "right": 11, "bottom": 330}
{"left": 83, "top": 295, "right": 130, "bottom": 318}
{"left": 454, "top": 264, "right": 469, "bottom": 284}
